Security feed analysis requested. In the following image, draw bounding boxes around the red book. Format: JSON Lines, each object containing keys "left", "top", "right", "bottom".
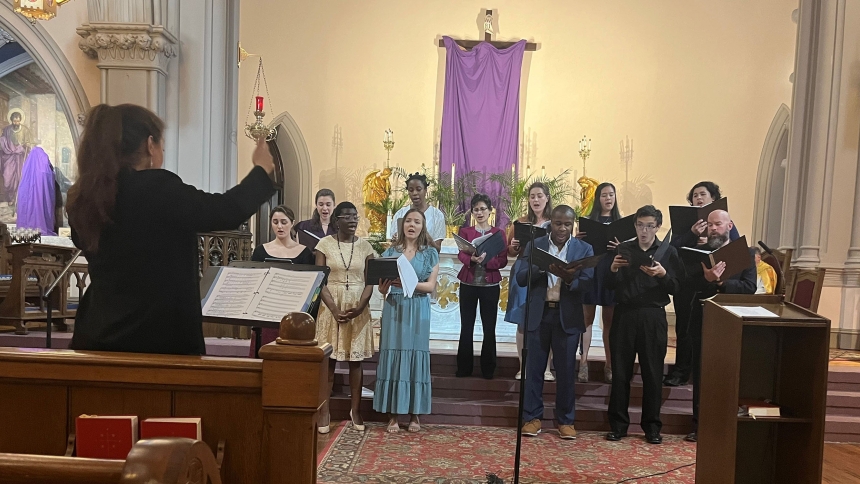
{"left": 75, "top": 415, "right": 139, "bottom": 460}
{"left": 140, "top": 418, "right": 202, "bottom": 440}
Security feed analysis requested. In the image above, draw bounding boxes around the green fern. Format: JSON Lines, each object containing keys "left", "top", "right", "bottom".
{"left": 491, "top": 168, "right": 578, "bottom": 222}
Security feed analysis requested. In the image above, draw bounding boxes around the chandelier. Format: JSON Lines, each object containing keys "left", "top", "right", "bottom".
{"left": 14, "top": 0, "right": 73, "bottom": 22}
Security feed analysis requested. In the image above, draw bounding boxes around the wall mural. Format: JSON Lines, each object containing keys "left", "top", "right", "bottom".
{"left": 0, "top": 28, "right": 75, "bottom": 235}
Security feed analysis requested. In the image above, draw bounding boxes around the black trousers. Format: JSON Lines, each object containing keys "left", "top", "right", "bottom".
{"left": 689, "top": 299, "right": 705, "bottom": 431}
{"left": 457, "top": 284, "right": 500, "bottom": 378}
{"left": 607, "top": 306, "right": 668, "bottom": 435}
{"left": 670, "top": 290, "right": 694, "bottom": 380}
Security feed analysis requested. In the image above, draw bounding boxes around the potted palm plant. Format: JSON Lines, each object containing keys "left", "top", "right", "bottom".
{"left": 490, "top": 168, "right": 579, "bottom": 224}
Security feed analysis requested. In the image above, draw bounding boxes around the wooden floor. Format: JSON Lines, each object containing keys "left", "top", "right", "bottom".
{"left": 317, "top": 433, "right": 860, "bottom": 483}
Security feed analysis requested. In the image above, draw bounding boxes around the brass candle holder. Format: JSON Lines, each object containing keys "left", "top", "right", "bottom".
{"left": 383, "top": 129, "right": 394, "bottom": 167}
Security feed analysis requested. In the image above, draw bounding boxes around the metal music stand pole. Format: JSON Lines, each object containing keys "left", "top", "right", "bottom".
{"left": 513, "top": 224, "right": 536, "bottom": 484}
{"left": 42, "top": 249, "right": 82, "bottom": 349}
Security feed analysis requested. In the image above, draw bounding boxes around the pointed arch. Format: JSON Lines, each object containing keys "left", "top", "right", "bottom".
{"left": 751, "top": 103, "right": 791, "bottom": 247}
{"left": 0, "top": 3, "right": 91, "bottom": 142}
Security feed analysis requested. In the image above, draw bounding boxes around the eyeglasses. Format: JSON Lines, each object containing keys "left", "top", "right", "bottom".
{"left": 635, "top": 223, "right": 658, "bottom": 231}
{"left": 337, "top": 215, "right": 360, "bottom": 222}
{"left": 472, "top": 207, "right": 489, "bottom": 213}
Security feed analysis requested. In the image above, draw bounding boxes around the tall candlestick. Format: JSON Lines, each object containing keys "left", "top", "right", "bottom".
{"left": 255, "top": 96, "right": 264, "bottom": 112}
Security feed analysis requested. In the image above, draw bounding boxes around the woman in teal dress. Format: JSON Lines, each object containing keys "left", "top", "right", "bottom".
{"left": 374, "top": 208, "right": 440, "bottom": 433}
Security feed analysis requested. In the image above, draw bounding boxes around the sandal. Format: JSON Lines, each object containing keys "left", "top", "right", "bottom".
{"left": 386, "top": 417, "right": 400, "bottom": 433}
{"left": 407, "top": 417, "right": 421, "bottom": 433}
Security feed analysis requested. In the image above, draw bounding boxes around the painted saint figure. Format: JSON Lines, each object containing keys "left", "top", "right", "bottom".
{"left": 16, "top": 147, "right": 58, "bottom": 235}
{"left": 0, "top": 110, "right": 32, "bottom": 210}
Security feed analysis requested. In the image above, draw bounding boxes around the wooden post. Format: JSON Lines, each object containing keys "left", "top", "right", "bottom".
{"left": 259, "top": 342, "right": 332, "bottom": 484}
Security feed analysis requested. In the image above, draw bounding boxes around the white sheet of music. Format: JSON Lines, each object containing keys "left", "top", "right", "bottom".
{"left": 201, "top": 267, "right": 323, "bottom": 322}
{"left": 722, "top": 305, "right": 780, "bottom": 318}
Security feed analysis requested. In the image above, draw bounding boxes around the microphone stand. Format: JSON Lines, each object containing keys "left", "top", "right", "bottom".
{"left": 513, "top": 224, "right": 536, "bottom": 484}
{"left": 41, "top": 249, "right": 82, "bottom": 349}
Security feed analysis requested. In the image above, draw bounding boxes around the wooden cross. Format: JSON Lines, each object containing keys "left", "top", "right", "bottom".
{"left": 438, "top": 9, "right": 538, "bottom": 51}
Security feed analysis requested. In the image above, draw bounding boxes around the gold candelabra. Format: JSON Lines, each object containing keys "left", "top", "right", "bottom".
{"left": 383, "top": 129, "right": 394, "bottom": 167}
{"left": 578, "top": 135, "right": 592, "bottom": 176}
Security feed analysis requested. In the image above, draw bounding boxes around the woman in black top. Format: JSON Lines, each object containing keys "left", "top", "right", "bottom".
{"left": 251, "top": 205, "right": 314, "bottom": 264}
{"left": 67, "top": 104, "right": 274, "bottom": 355}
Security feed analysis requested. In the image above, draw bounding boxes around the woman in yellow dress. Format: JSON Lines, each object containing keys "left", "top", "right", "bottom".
{"left": 315, "top": 201, "right": 377, "bottom": 433}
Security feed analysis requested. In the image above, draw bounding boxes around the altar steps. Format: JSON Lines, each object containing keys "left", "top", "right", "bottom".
{"left": 825, "top": 363, "right": 860, "bottom": 442}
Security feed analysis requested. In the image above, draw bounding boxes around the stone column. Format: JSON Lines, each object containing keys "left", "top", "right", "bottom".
{"left": 76, "top": 0, "right": 177, "bottom": 117}
{"left": 848, "top": 143, "right": 860, "bottom": 267}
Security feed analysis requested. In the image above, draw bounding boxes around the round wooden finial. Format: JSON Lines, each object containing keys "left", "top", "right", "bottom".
{"left": 275, "top": 312, "right": 318, "bottom": 346}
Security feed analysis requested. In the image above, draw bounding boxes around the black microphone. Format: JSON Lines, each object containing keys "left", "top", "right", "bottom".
{"left": 758, "top": 240, "right": 775, "bottom": 256}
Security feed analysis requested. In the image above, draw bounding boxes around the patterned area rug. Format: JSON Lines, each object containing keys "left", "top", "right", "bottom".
{"left": 318, "top": 422, "right": 697, "bottom": 483}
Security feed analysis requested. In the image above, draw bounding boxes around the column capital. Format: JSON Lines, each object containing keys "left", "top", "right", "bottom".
{"left": 76, "top": 23, "right": 177, "bottom": 76}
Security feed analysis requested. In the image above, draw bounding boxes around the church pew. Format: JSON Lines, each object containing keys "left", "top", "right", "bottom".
{"left": 0, "top": 341, "right": 331, "bottom": 484}
{"left": 0, "top": 438, "right": 220, "bottom": 484}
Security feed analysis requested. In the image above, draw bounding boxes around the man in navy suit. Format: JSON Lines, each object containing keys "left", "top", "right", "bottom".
{"left": 517, "top": 205, "right": 594, "bottom": 439}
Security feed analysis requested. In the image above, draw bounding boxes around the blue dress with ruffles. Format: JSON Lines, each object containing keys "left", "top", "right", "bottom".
{"left": 373, "top": 246, "right": 439, "bottom": 415}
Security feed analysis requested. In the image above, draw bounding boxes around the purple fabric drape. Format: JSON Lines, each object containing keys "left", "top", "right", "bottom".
{"left": 440, "top": 36, "right": 526, "bottom": 227}
{"left": 16, "top": 147, "right": 56, "bottom": 235}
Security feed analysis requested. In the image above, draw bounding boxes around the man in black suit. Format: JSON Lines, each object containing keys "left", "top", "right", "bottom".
{"left": 682, "top": 209, "right": 756, "bottom": 442}
{"left": 517, "top": 205, "right": 594, "bottom": 440}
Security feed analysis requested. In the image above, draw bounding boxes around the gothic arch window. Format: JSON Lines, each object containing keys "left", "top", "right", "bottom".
{"left": 752, "top": 104, "right": 791, "bottom": 248}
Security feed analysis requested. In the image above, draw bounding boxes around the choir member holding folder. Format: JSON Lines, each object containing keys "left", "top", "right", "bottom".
{"left": 454, "top": 194, "right": 508, "bottom": 379}
{"left": 375, "top": 208, "right": 440, "bottom": 433}
{"left": 315, "top": 202, "right": 377, "bottom": 434}
{"left": 294, "top": 188, "right": 337, "bottom": 250}
{"left": 67, "top": 104, "right": 275, "bottom": 356}
{"left": 504, "top": 182, "right": 555, "bottom": 381}
{"left": 680, "top": 209, "right": 755, "bottom": 443}
{"left": 665, "top": 181, "right": 739, "bottom": 388}
{"left": 577, "top": 182, "right": 629, "bottom": 384}
{"left": 605, "top": 205, "right": 684, "bottom": 445}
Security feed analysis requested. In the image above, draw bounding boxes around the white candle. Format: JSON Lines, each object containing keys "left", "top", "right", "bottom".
{"left": 385, "top": 210, "right": 393, "bottom": 239}
{"left": 451, "top": 163, "right": 455, "bottom": 185}
{"left": 511, "top": 163, "right": 515, "bottom": 180}
{"left": 542, "top": 165, "right": 546, "bottom": 177}
{"left": 390, "top": 130, "right": 394, "bottom": 143}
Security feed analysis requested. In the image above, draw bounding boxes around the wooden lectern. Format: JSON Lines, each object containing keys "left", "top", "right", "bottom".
{"left": 695, "top": 295, "right": 829, "bottom": 484}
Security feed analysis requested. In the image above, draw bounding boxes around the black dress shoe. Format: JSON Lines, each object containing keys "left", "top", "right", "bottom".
{"left": 684, "top": 432, "right": 697, "bottom": 442}
{"left": 605, "top": 431, "right": 627, "bottom": 441}
{"left": 663, "top": 375, "right": 688, "bottom": 387}
{"left": 645, "top": 433, "right": 663, "bottom": 444}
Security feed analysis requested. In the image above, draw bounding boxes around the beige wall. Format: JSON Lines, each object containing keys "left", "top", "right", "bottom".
{"left": 239, "top": 0, "right": 797, "bottom": 231}
{"left": 41, "top": 0, "right": 100, "bottom": 109}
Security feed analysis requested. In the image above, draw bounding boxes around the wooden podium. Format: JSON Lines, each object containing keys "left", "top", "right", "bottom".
{"left": 696, "top": 295, "right": 830, "bottom": 484}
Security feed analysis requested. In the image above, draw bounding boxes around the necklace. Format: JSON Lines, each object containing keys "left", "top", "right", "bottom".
{"left": 336, "top": 236, "right": 355, "bottom": 290}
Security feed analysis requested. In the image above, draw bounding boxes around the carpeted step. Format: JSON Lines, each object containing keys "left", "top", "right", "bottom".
{"left": 828, "top": 366, "right": 860, "bottom": 392}
{"left": 827, "top": 391, "right": 860, "bottom": 417}
{"left": 825, "top": 415, "right": 860, "bottom": 442}
{"left": 328, "top": 393, "right": 693, "bottom": 434}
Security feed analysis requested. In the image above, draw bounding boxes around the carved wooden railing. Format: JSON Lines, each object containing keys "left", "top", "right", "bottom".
{"left": 0, "top": 438, "right": 221, "bottom": 484}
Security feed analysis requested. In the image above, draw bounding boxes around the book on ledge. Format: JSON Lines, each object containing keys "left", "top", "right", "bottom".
{"left": 453, "top": 230, "right": 506, "bottom": 261}
{"left": 140, "top": 418, "right": 202, "bottom": 440}
{"left": 669, "top": 197, "right": 729, "bottom": 233}
{"left": 738, "top": 400, "right": 781, "bottom": 418}
{"left": 76, "top": 415, "right": 138, "bottom": 460}
{"left": 201, "top": 266, "right": 326, "bottom": 323}
{"left": 531, "top": 248, "right": 605, "bottom": 273}
{"left": 513, "top": 221, "right": 547, "bottom": 243}
{"left": 679, "top": 235, "right": 751, "bottom": 280}
{"left": 577, "top": 214, "right": 637, "bottom": 254}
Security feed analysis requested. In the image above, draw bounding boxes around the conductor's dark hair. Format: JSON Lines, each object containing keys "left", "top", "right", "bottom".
{"left": 587, "top": 182, "right": 621, "bottom": 221}
{"left": 551, "top": 204, "right": 576, "bottom": 219}
{"left": 470, "top": 193, "right": 493, "bottom": 211}
{"left": 9, "top": 112, "right": 21, "bottom": 121}
{"left": 406, "top": 172, "right": 429, "bottom": 189}
{"left": 67, "top": 103, "right": 164, "bottom": 254}
{"left": 635, "top": 204, "right": 662, "bottom": 226}
{"left": 687, "top": 181, "right": 722, "bottom": 204}
{"left": 333, "top": 201, "right": 357, "bottom": 218}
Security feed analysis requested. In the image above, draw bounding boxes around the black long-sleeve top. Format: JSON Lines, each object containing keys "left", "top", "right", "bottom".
{"left": 605, "top": 238, "right": 685, "bottom": 308}
{"left": 71, "top": 166, "right": 274, "bottom": 355}
{"left": 682, "top": 244, "right": 757, "bottom": 299}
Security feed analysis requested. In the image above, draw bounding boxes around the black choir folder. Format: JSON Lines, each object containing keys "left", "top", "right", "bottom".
{"left": 365, "top": 257, "right": 400, "bottom": 286}
{"left": 513, "top": 221, "right": 547, "bottom": 243}
{"left": 679, "top": 235, "right": 752, "bottom": 280}
{"left": 669, "top": 197, "right": 729, "bottom": 233}
{"left": 577, "top": 214, "right": 637, "bottom": 254}
{"left": 530, "top": 248, "right": 605, "bottom": 273}
{"left": 452, "top": 230, "right": 506, "bottom": 261}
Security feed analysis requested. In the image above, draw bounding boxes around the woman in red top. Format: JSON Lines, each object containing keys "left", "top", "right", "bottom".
{"left": 456, "top": 194, "right": 508, "bottom": 379}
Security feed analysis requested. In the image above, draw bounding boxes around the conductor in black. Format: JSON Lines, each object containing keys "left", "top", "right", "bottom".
{"left": 604, "top": 205, "right": 684, "bottom": 444}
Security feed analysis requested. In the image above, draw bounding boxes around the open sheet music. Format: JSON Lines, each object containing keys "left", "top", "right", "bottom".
{"left": 669, "top": 197, "right": 729, "bottom": 232}
{"left": 201, "top": 266, "right": 325, "bottom": 322}
{"left": 679, "top": 235, "right": 751, "bottom": 280}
